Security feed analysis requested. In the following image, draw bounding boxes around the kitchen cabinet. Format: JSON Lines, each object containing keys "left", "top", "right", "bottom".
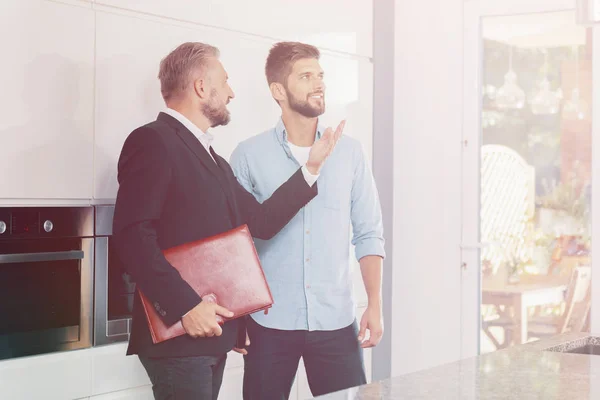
{"left": 93, "top": 10, "right": 277, "bottom": 200}
{"left": 0, "top": 348, "right": 92, "bottom": 400}
{"left": 90, "top": 343, "right": 150, "bottom": 396}
{"left": 218, "top": 366, "right": 246, "bottom": 400}
{"left": 0, "top": 0, "right": 94, "bottom": 200}
{"left": 94, "top": 10, "right": 373, "bottom": 201}
{"left": 93, "top": 0, "right": 372, "bottom": 57}
{"left": 0, "top": 312, "right": 370, "bottom": 399}
{"left": 88, "top": 386, "right": 153, "bottom": 400}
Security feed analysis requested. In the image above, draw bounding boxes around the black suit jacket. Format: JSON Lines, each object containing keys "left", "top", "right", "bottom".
{"left": 112, "top": 112, "right": 318, "bottom": 358}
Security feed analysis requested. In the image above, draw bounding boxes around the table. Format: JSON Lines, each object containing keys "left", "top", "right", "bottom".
{"left": 482, "top": 279, "right": 568, "bottom": 344}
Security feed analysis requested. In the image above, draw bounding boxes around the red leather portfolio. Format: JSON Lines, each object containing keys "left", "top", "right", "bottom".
{"left": 138, "top": 224, "right": 273, "bottom": 344}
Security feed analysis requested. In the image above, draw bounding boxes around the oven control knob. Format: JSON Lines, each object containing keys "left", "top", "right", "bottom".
{"left": 43, "top": 220, "right": 54, "bottom": 233}
{"left": 0, "top": 221, "right": 5, "bottom": 234}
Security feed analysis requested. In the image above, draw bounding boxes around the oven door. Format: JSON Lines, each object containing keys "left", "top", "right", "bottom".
{"left": 94, "top": 236, "right": 135, "bottom": 346}
{"left": 0, "top": 237, "right": 93, "bottom": 360}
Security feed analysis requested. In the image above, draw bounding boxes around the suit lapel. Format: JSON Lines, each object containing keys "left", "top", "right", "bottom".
{"left": 157, "top": 112, "right": 240, "bottom": 226}
{"left": 211, "top": 149, "right": 243, "bottom": 227}
{"left": 156, "top": 113, "right": 220, "bottom": 177}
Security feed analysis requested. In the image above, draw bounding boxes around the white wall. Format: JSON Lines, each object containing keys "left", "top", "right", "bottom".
{"left": 391, "top": 0, "right": 464, "bottom": 375}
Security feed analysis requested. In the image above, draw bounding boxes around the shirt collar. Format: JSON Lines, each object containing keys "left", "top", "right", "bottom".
{"left": 275, "top": 117, "right": 324, "bottom": 146}
{"left": 164, "top": 107, "right": 214, "bottom": 148}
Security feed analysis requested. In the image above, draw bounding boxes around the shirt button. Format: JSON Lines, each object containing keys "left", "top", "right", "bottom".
{"left": 306, "top": 230, "right": 310, "bottom": 234}
{"left": 306, "top": 285, "right": 311, "bottom": 289}
{"left": 306, "top": 258, "right": 310, "bottom": 262}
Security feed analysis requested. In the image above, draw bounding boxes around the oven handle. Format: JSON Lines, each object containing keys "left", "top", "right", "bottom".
{"left": 0, "top": 250, "right": 85, "bottom": 264}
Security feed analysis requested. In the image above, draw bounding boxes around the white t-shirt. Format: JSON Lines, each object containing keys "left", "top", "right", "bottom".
{"left": 287, "top": 141, "right": 312, "bottom": 166}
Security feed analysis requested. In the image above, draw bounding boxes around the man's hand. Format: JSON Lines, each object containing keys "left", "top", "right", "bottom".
{"left": 358, "top": 305, "right": 384, "bottom": 348}
{"left": 181, "top": 301, "right": 233, "bottom": 338}
{"left": 306, "top": 120, "right": 345, "bottom": 175}
{"left": 232, "top": 332, "right": 251, "bottom": 355}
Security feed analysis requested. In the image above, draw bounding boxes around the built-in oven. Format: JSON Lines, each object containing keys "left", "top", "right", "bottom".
{"left": 0, "top": 207, "right": 94, "bottom": 360}
{"left": 94, "top": 205, "right": 134, "bottom": 346}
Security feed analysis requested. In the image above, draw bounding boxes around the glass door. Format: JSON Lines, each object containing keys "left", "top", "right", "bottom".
{"left": 461, "top": 0, "right": 599, "bottom": 358}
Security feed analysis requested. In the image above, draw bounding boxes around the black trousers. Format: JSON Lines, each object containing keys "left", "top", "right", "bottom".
{"left": 243, "top": 318, "right": 367, "bottom": 400}
{"left": 139, "top": 353, "right": 227, "bottom": 400}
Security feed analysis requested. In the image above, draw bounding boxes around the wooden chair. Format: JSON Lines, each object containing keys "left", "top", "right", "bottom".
{"left": 483, "top": 266, "right": 591, "bottom": 348}
{"left": 525, "top": 265, "right": 591, "bottom": 338}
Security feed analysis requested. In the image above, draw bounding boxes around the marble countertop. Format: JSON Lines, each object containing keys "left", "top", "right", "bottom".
{"left": 314, "top": 332, "right": 600, "bottom": 399}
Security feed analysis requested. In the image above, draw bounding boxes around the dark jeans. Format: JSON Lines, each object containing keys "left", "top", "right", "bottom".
{"left": 243, "top": 318, "right": 366, "bottom": 400}
{"left": 139, "top": 353, "right": 227, "bottom": 400}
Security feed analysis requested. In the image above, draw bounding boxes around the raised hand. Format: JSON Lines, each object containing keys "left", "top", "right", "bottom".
{"left": 306, "top": 120, "right": 345, "bottom": 174}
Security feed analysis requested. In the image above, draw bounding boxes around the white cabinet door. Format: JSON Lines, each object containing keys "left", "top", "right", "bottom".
{"left": 90, "top": 343, "right": 151, "bottom": 396}
{"left": 93, "top": 11, "right": 278, "bottom": 200}
{"left": 94, "top": 10, "right": 373, "bottom": 201}
{"left": 0, "top": 349, "right": 92, "bottom": 400}
{"left": 89, "top": 386, "right": 153, "bottom": 400}
{"left": 0, "top": 0, "right": 94, "bottom": 200}
{"left": 296, "top": 358, "right": 312, "bottom": 400}
{"left": 217, "top": 366, "right": 244, "bottom": 400}
{"left": 93, "top": 0, "right": 372, "bottom": 57}
{"left": 226, "top": 350, "right": 244, "bottom": 369}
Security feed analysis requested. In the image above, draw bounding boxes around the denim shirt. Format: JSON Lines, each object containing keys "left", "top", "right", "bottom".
{"left": 230, "top": 118, "right": 385, "bottom": 331}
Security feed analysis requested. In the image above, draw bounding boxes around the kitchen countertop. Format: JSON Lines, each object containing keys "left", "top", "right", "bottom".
{"left": 314, "top": 332, "right": 600, "bottom": 399}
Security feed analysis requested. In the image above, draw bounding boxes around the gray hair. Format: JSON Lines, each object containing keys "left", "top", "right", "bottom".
{"left": 158, "top": 42, "right": 220, "bottom": 102}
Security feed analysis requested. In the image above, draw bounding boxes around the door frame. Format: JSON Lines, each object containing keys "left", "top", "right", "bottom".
{"left": 460, "top": 0, "right": 600, "bottom": 358}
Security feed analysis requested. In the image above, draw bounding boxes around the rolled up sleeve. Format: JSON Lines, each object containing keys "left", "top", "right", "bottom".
{"left": 350, "top": 143, "right": 386, "bottom": 261}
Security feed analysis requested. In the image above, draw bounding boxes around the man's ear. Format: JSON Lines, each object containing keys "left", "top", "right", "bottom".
{"left": 193, "top": 77, "right": 208, "bottom": 99}
{"left": 270, "top": 82, "right": 286, "bottom": 103}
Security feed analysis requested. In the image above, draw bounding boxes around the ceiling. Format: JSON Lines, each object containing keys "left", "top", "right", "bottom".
{"left": 482, "top": 10, "right": 588, "bottom": 48}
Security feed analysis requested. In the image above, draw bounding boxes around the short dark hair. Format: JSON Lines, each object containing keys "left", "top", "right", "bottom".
{"left": 265, "top": 42, "right": 320, "bottom": 87}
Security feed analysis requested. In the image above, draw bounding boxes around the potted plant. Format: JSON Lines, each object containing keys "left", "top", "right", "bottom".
{"left": 536, "top": 168, "right": 590, "bottom": 238}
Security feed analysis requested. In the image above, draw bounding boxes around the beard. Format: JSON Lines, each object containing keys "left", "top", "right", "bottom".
{"left": 202, "top": 89, "right": 231, "bottom": 127}
{"left": 286, "top": 88, "right": 325, "bottom": 118}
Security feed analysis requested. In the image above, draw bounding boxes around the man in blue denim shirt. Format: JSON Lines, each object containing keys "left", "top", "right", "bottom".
{"left": 230, "top": 42, "right": 386, "bottom": 399}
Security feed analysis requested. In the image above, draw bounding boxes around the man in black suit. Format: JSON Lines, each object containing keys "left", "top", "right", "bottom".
{"left": 111, "top": 42, "right": 343, "bottom": 400}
